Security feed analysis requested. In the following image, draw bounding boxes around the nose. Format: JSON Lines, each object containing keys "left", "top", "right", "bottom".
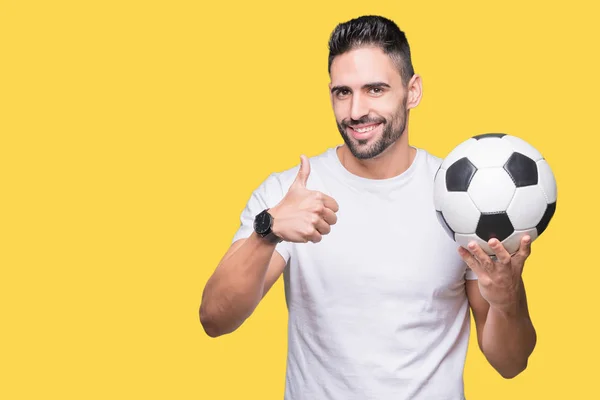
{"left": 350, "top": 93, "right": 369, "bottom": 121}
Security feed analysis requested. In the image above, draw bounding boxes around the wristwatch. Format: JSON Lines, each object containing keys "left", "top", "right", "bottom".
{"left": 253, "top": 209, "right": 282, "bottom": 242}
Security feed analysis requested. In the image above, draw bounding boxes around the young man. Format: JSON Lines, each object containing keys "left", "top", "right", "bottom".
{"left": 200, "top": 15, "right": 537, "bottom": 400}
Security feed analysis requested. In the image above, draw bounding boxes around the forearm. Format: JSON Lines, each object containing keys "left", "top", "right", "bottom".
{"left": 200, "top": 233, "right": 277, "bottom": 337}
{"left": 481, "top": 280, "right": 537, "bottom": 378}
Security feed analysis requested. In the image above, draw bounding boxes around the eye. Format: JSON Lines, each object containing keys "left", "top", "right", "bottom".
{"left": 369, "top": 87, "right": 384, "bottom": 95}
{"left": 335, "top": 89, "right": 351, "bottom": 99}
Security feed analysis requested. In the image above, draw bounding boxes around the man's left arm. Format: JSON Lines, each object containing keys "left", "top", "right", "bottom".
{"left": 461, "top": 235, "right": 537, "bottom": 379}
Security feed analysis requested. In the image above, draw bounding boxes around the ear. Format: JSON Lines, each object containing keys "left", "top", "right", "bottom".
{"left": 328, "top": 82, "right": 333, "bottom": 105}
{"left": 406, "top": 74, "right": 423, "bottom": 110}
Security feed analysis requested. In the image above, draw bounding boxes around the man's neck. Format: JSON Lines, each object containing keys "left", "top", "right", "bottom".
{"left": 337, "top": 138, "right": 416, "bottom": 180}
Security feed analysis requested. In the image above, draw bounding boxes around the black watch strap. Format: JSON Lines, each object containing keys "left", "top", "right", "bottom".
{"left": 263, "top": 231, "right": 283, "bottom": 244}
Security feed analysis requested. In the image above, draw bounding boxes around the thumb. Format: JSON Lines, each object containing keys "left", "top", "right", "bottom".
{"left": 293, "top": 155, "right": 311, "bottom": 188}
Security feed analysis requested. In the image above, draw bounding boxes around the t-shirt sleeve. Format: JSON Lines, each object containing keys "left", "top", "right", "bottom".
{"left": 465, "top": 266, "right": 478, "bottom": 280}
{"left": 231, "top": 173, "right": 292, "bottom": 263}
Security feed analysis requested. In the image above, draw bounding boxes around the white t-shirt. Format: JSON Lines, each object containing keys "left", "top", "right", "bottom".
{"left": 232, "top": 146, "right": 477, "bottom": 400}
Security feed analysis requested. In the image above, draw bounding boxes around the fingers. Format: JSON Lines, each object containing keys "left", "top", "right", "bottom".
{"left": 321, "top": 207, "right": 338, "bottom": 226}
{"left": 304, "top": 197, "right": 335, "bottom": 243}
{"left": 513, "top": 235, "right": 532, "bottom": 265}
{"left": 292, "top": 155, "right": 311, "bottom": 188}
{"left": 457, "top": 246, "right": 486, "bottom": 278}
{"left": 310, "top": 191, "right": 339, "bottom": 218}
{"left": 488, "top": 238, "right": 511, "bottom": 265}
{"left": 287, "top": 158, "right": 341, "bottom": 244}
{"left": 314, "top": 217, "right": 331, "bottom": 235}
{"left": 319, "top": 192, "right": 339, "bottom": 213}
{"left": 308, "top": 228, "right": 323, "bottom": 243}
{"left": 310, "top": 193, "right": 338, "bottom": 224}
{"left": 466, "top": 241, "right": 494, "bottom": 272}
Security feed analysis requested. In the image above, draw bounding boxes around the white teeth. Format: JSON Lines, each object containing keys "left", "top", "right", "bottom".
{"left": 354, "top": 125, "right": 378, "bottom": 133}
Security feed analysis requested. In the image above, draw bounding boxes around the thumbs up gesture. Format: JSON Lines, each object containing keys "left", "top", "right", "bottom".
{"left": 269, "top": 155, "right": 339, "bottom": 243}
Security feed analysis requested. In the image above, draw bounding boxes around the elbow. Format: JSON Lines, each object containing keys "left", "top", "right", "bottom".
{"left": 498, "top": 359, "right": 528, "bottom": 379}
{"left": 499, "top": 371, "right": 520, "bottom": 380}
{"left": 201, "top": 320, "right": 222, "bottom": 338}
{"left": 199, "top": 304, "right": 224, "bottom": 338}
{"left": 199, "top": 289, "right": 255, "bottom": 338}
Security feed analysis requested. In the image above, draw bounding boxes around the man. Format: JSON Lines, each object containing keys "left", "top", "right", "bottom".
{"left": 200, "top": 15, "right": 537, "bottom": 400}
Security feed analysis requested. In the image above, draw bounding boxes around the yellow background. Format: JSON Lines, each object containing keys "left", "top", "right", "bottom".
{"left": 1, "top": 0, "right": 598, "bottom": 399}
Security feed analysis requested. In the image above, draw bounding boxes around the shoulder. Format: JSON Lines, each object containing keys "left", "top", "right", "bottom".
{"left": 417, "top": 147, "right": 444, "bottom": 179}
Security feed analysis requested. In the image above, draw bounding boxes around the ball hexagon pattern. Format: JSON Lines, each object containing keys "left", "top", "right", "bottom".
{"left": 433, "top": 133, "right": 557, "bottom": 255}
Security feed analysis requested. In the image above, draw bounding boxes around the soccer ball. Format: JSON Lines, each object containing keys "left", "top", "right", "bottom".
{"left": 433, "top": 133, "right": 557, "bottom": 256}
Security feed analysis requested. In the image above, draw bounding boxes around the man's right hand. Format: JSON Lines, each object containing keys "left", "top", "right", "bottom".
{"left": 269, "top": 155, "right": 339, "bottom": 243}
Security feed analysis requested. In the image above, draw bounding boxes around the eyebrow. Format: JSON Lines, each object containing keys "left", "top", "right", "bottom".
{"left": 330, "top": 82, "right": 391, "bottom": 93}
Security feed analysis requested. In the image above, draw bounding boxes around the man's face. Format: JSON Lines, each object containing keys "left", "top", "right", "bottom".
{"left": 329, "top": 47, "right": 409, "bottom": 159}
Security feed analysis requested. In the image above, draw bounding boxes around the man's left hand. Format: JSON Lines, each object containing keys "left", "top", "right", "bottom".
{"left": 458, "top": 236, "right": 532, "bottom": 313}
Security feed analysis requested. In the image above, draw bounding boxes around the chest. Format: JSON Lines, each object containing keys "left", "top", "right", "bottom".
{"left": 287, "top": 187, "right": 467, "bottom": 309}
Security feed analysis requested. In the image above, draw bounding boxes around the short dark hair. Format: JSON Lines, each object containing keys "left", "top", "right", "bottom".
{"left": 328, "top": 15, "right": 415, "bottom": 86}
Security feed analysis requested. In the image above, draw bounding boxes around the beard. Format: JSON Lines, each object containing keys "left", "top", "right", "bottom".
{"left": 336, "top": 95, "right": 408, "bottom": 160}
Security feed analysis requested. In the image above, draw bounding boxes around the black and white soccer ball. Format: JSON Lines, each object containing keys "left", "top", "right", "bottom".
{"left": 434, "top": 133, "right": 557, "bottom": 256}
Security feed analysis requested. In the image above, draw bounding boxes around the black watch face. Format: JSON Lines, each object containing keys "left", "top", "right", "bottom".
{"left": 254, "top": 211, "right": 271, "bottom": 234}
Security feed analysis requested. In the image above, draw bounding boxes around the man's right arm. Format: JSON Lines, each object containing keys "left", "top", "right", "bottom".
{"left": 199, "top": 233, "right": 287, "bottom": 338}
{"left": 199, "top": 155, "right": 339, "bottom": 338}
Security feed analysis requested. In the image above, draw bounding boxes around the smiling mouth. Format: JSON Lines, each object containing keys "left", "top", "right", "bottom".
{"left": 350, "top": 123, "right": 380, "bottom": 133}
{"left": 346, "top": 122, "right": 383, "bottom": 141}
